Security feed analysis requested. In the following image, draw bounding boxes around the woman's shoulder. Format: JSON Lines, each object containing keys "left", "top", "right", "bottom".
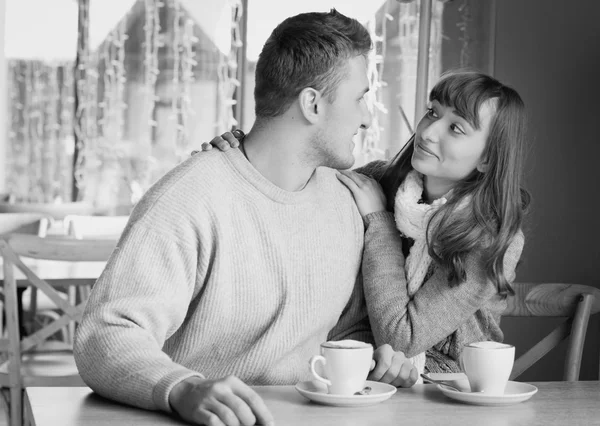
{"left": 353, "top": 160, "right": 390, "bottom": 181}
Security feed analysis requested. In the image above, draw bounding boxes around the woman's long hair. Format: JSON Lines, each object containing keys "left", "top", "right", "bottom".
{"left": 379, "top": 71, "right": 530, "bottom": 295}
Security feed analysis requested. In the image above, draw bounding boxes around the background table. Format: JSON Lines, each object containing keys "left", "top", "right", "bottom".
{"left": 24, "top": 382, "right": 600, "bottom": 426}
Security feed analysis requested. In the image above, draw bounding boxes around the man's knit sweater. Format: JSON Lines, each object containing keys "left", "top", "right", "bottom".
{"left": 357, "top": 160, "right": 524, "bottom": 373}
{"left": 74, "top": 149, "right": 372, "bottom": 413}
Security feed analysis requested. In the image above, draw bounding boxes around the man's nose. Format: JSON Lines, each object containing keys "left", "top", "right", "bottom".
{"left": 360, "top": 105, "right": 373, "bottom": 130}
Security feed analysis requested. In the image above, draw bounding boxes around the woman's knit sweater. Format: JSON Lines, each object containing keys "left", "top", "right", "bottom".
{"left": 356, "top": 160, "right": 524, "bottom": 373}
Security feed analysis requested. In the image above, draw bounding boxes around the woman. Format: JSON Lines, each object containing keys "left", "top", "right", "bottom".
{"left": 204, "top": 70, "right": 530, "bottom": 376}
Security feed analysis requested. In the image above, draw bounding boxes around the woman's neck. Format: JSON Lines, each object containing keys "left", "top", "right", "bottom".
{"left": 422, "top": 175, "right": 454, "bottom": 204}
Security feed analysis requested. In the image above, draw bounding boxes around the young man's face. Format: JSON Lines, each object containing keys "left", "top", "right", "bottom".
{"left": 310, "top": 55, "right": 372, "bottom": 170}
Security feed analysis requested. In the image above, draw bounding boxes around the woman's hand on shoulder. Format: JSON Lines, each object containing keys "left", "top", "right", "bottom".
{"left": 336, "top": 170, "right": 387, "bottom": 219}
{"left": 199, "top": 130, "right": 243, "bottom": 152}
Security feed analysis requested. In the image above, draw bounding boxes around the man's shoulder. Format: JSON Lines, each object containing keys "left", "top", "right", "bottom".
{"left": 353, "top": 160, "right": 390, "bottom": 180}
{"left": 135, "top": 151, "right": 235, "bottom": 214}
{"left": 154, "top": 150, "right": 233, "bottom": 191}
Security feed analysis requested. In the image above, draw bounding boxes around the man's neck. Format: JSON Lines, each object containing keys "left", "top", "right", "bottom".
{"left": 242, "top": 122, "right": 317, "bottom": 192}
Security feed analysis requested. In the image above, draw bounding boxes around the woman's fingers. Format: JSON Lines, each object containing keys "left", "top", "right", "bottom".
{"left": 338, "top": 170, "right": 367, "bottom": 187}
{"left": 222, "top": 131, "right": 241, "bottom": 148}
{"left": 201, "top": 132, "right": 241, "bottom": 152}
{"left": 335, "top": 171, "right": 360, "bottom": 194}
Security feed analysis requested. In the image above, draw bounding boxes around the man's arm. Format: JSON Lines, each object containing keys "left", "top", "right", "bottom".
{"left": 74, "top": 221, "right": 274, "bottom": 425}
{"left": 74, "top": 222, "right": 201, "bottom": 411}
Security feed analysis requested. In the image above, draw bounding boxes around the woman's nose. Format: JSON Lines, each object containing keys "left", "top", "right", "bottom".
{"left": 420, "top": 119, "right": 440, "bottom": 143}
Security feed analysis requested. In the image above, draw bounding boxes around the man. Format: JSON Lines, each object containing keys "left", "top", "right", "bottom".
{"left": 74, "top": 9, "right": 416, "bottom": 426}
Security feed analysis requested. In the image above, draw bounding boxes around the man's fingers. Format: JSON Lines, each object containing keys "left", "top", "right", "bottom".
{"left": 232, "top": 380, "right": 274, "bottom": 426}
{"left": 196, "top": 409, "right": 226, "bottom": 426}
{"left": 217, "top": 393, "right": 256, "bottom": 426}
{"left": 205, "top": 401, "right": 240, "bottom": 426}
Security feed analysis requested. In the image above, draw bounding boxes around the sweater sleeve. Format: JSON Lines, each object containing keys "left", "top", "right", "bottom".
{"left": 74, "top": 222, "right": 203, "bottom": 413}
{"left": 361, "top": 211, "right": 524, "bottom": 357}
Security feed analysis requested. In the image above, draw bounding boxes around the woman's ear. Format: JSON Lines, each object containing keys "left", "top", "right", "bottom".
{"left": 298, "top": 88, "right": 322, "bottom": 124}
{"left": 476, "top": 161, "right": 489, "bottom": 173}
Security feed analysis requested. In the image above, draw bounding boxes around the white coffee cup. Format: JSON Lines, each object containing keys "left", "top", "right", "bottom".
{"left": 461, "top": 341, "right": 515, "bottom": 395}
{"left": 309, "top": 340, "right": 373, "bottom": 395}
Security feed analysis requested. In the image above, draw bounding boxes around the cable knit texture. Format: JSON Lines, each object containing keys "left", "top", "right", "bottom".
{"left": 74, "top": 149, "right": 372, "bottom": 413}
{"left": 356, "top": 160, "right": 524, "bottom": 374}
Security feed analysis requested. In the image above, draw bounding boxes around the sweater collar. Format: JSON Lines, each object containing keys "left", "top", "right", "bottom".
{"left": 223, "top": 148, "right": 321, "bottom": 204}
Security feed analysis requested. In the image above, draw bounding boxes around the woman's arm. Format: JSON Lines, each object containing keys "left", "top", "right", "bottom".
{"left": 361, "top": 212, "right": 524, "bottom": 357}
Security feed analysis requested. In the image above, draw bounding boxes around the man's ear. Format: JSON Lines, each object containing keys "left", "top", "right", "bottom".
{"left": 298, "top": 88, "right": 323, "bottom": 124}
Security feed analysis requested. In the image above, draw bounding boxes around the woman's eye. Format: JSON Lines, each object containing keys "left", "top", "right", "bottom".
{"left": 426, "top": 108, "right": 438, "bottom": 118}
{"left": 450, "top": 124, "right": 465, "bottom": 134}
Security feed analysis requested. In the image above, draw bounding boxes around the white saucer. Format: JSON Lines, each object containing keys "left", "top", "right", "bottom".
{"left": 438, "top": 379, "right": 538, "bottom": 406}
{"left": 295, "top": 380, "right": 397, "bottom": 407}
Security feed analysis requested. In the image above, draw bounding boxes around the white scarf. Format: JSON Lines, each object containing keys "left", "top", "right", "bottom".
{"left": 394, "top": 170, "right": 449, "bottom": 381}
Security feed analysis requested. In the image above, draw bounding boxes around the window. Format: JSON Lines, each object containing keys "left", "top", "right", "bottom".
{"left": 2, "top": 0, "right": 444, "bottom": 211}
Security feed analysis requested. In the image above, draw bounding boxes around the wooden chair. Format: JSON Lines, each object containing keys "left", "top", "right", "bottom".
{"left": 0, "top": 213, "right": 58, "bottom": 338}
{"left": 504, "top": 282, "right": 600, "bottom": 381}
{"left": 0, "top": 214, "right": 50, "bottom": 238}
{"left": 0, "top": 201, "right": 101, "bottom": 221}
{"left": 64, "top": 214, "right": 129, "bottom": 240}
{"left": 0, "top": 234, "right": 115, "bottom": 426}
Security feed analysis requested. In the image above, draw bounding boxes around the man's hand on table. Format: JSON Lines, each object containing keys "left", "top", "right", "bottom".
{"left": 369, "top": 344, "right": 418, "bottom": 388}
{"left": 169, "top": 375, "right": 275, "bottom": 426}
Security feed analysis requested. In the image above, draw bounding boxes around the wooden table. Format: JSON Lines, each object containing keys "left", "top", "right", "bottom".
{"left": 24, "top": 382, "right": 600, "bottom": 426}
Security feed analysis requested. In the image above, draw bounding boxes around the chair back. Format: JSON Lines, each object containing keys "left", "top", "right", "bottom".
{"left": 0, "top": 233, "right": 115, "bottom": 371}
{"left": 0, "top": 201, "right": 101, "bottom": 220}
{"left": 504, "top": 282, "right": 600, "bottom": 381}
{"left": 64, "top": 214, "right": 129, "bottom": 240}
{"left": 0, "top": 234, "right": 115, "bottom": 425}
{"left": 0, "top": 213, "right": 50, "bottom": 237}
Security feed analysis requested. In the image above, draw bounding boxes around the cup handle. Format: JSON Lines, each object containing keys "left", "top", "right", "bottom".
{"left": 309, "top": 355, "right": 331, "bottom": 386}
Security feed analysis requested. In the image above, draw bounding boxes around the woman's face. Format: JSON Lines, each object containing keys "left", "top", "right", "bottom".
{"left": 411, "top": 99, "right": 494, "bottom": 198}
